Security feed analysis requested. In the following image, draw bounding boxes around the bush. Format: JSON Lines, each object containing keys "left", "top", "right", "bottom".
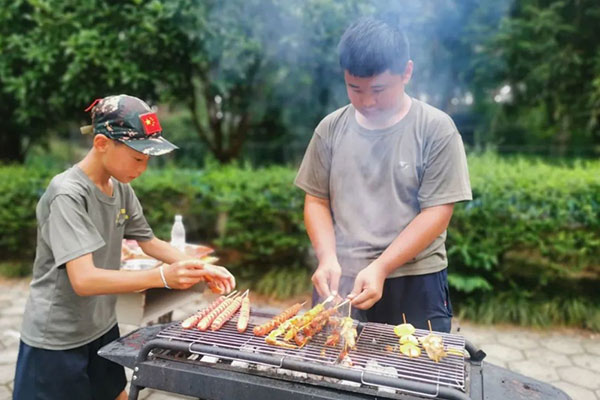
{"left": 0, "top": 166, "right": 56, "bottom": 266}
{"left": 1, "top": 154, "right": 598, "bottom": 329}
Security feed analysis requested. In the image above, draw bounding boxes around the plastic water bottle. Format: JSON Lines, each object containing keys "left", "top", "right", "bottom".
{"left": 170, "top": 214, "right": 186, "bottom": 251}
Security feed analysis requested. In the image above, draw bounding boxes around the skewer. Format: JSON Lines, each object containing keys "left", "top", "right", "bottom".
{"left": 428, "top": 320, "right": 433, "bottom": 332}
{"left": 333, "top": 299, "right": 350, "bottom": 310}
{"left": 322, "top": 294, "right": 335, "bottom": 305}
{"left": 190, "top": 289, "right": 237, "bottom": 314}
{"left": 402, "top": 313, "right": 407, "bottom": 324}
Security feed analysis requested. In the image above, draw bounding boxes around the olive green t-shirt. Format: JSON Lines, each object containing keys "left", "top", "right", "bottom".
{"left": 20, "top": 166, "right": 153, "bottom": 350}
{"left": 295, "top": 99, "right": 472, "bottom": 278}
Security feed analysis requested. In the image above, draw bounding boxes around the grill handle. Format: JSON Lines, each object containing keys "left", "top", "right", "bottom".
{"left": 464, "top": 340, "right": 486, "bottom": 363}
{"left": 359, "top": 370, "right": 440, "bottom": 398}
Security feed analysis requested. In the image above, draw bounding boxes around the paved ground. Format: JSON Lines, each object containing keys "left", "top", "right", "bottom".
{"left": 1, "top": 277, "right": 598, "bottom": 400}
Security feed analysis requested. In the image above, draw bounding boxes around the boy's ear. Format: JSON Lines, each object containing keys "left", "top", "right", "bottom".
{"left": 93, "top": 134, "right": 112, "bottom": 153}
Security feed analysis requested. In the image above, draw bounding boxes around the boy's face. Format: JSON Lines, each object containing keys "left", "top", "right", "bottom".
{"left": 102, "top": 138, "right": 150, "bottom": 183}
{"left": 344, "top": 63, "right": 412, "bottom": 124}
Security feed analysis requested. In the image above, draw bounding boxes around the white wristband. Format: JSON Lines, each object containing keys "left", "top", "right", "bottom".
{"left": 159, "top": 265, "right": 171, "bottom": 289}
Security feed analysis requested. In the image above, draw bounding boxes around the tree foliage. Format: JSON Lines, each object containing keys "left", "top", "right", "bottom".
{"left": 472, "top": 0, "right": 600, "bottom": 153}
{"left": 1, "top": 0, "right": 599, "bottom": 163}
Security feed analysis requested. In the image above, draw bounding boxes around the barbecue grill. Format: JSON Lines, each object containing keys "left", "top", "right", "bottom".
{"left": 99, "top": 312, "right": 571, "bottom": 400}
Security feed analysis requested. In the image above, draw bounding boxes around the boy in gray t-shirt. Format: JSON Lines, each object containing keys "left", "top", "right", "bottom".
{"left": 295, "top": 17, "right": 471, "bottom": 332}
{"left": 13, "top": 95, "right": 235, "bottom": 400}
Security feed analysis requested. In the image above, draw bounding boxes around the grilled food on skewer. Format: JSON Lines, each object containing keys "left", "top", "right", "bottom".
{"left": 339, "top": 317, "right": 357, "bottom": 349}
{"left": 336, "top": 317, "right": 357, "bottom": 359}
{"left": 324, "top": 318, "right": 342, "bottom": 347}
{"left": 197, "top": 294, "right": 239, "bottom": 331}
{"left": 296, "top": 315, "right": 329, "bottom": 347}
{"left": 211, "top": 294, "right": 244, "bottom": 331}
{"left": 181, "top": 293, "right": 233, "bottom": 329}
{"left": 398, "top": 334, "right": 418, "bottom": 346}
{"left": 400, "top": 343, "right": 422, "bottom": 358}
{"left": 237, "top": 294, "right": 251, "bottom": 333}
{"left": 280, "top": 302, "right": 330, "bottom": 343}
{"left": 253, "top": 302, "right": 304, "bottom": 336}
{"left": 419, "top": 333, "right": 448, "bottom": 362}
{"left": 265, "top": 319, "right": 298, "bottom": 349}
{"left": 293, "top": 306, "right": 340, "bottom": 347}
{"left": 294, "top": 303, "right": 326, "bottom": 328}
{"left": 393, "top": 323, "right": 416, "bottom": 337}
{"left": 264, "top": 299, "right": 331, "bottom": 348}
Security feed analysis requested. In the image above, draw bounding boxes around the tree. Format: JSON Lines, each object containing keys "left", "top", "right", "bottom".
{"left": 0, "top": 0, "right": 184, "bottom": 162}
{"left": 472, "top": 0, "right": 600, "bottom": 154}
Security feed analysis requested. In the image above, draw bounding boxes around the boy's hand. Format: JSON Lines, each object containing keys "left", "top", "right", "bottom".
{"left": 162, "top": 260, "right": 236, "bottom": 293}
{"left": 312, "top": 259, "right": 342, "bottom": 299}
{"left": 347, "top": 263, "right": 386, "bottom": 310}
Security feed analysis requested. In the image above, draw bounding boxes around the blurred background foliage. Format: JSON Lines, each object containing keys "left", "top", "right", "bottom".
{"left": 1, "top": 0, "right": 599, "bottom": 329}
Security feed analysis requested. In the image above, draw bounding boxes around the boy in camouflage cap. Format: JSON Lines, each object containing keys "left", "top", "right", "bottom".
{"left": 80, "top": 94, "right": 178, "bottom": 155}
{"left": 13, "top": 94, "right": 236, "bottom": 400}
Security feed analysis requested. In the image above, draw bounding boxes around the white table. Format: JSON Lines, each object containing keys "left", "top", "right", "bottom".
{"left": 116, "top": 284, "right": 204, "bottom": 325}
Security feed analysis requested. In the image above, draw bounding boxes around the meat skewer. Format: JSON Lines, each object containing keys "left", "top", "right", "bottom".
{"left": 181, "top": 290, "right": 237, "bottom": 329}
{"left": 211, "top": 292, "right": 246, "bottom": 331}
{"left": 253, "top": 302, "right": 305, "bottom": 336}
{"left": 264, "top": 296, "right": 335, "bottom": 348}
{"left": 282, "top": 297, "right": 337, "bottom": 340}
{"left": 324, "top": 318, "right": 341, "bottom": 347}
{"left": 237, "top": 292, "right": 251, "bottom": 333}
{"left": 197, "top": 293, "right": 240, "bottom": 331}
{"left": 265, "top": 319, "right": 298, "bottom": 349}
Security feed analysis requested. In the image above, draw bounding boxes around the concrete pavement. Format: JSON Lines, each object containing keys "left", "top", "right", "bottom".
{"left": 1, "top": 277, "right": 598, "bottom": 400}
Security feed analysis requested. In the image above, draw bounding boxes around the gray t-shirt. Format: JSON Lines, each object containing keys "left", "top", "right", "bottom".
{"left": 295, "top": 99, "right": 472, "bottom": 278}
{"left": 20, "top": 166, "right": 153, "bottom": 350}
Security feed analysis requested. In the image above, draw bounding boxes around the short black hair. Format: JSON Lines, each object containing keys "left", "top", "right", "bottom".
{"left": 338, "top": 16, "right": 410, "bottom": 77}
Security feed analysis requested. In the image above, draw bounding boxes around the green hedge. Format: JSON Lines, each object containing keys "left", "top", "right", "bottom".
{"left": 448, "top": 155, "right": 600, "bottom": 330}
{"left": 1, "top": 154, "right": 599, "bottom": 329}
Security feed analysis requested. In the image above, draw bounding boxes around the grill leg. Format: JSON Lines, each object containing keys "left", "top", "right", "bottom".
{"left": 128, "top": 384, "right": 141, "bottom": 400}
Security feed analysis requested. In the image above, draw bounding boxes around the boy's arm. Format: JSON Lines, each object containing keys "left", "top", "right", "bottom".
{"left": 66, "top": 254, "right": 235, "bottom": 297}
{"left": 305, "top": 194, "right": 342, "bottom": 298}
{"left": 348, "top": 203, "right": 454, "bottom": 309}
{"left": 137, "top": 237, "right": 188, "bottom": 264}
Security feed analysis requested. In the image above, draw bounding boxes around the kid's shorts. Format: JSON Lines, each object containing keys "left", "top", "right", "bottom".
{"left": 13, "top": 324, "right": 126, "bottom": 400}
{"left": 313, "top": 268, "right": 453, "bottom": 332}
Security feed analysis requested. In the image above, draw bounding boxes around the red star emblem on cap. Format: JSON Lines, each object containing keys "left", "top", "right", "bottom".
{"left": 139, "top": 112, "right": 162, "bottom": 135}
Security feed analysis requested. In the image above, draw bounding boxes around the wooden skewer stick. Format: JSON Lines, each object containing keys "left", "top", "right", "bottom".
{"left": 428, "top": 320, "right": 433, "bottom": 332}
{"left": 225, "top": 290, "right": 238, "bottom": 298}
{"left": 333, "top": 299, "right": 350, "bottom": 310}
{"left": 402, "top": 313, "right": 407, "bottom": 324}
{"left": 323, "top": 294, "right": 335, "bottom": 305}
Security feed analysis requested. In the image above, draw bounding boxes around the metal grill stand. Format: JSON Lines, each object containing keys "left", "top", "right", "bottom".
{"left": 126, "top": 318, "right": 474, "bottom": 400}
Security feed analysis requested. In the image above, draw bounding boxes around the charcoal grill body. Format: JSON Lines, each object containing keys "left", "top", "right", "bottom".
{"left": 99, "top": 324, "right": 571, "bottom": 400}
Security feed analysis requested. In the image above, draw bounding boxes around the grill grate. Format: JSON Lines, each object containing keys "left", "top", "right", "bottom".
{"left": 156, "top": 315, "right": 466, "bottom": 394}
{"left": 157, "top": 314, "right": 343, "bottom": 365}
{"left": 351, "top": 322, "right": 465, "bottom": 391}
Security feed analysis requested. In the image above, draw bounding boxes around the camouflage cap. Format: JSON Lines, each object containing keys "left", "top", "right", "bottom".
{"left": 80, "top": 94, "right": 178, "bottom": 156}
